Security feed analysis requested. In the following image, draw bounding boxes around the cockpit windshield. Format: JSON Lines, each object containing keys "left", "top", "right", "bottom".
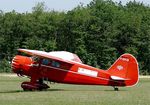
{"left": 31, "top": 56, "right": 40, "bottom": 62}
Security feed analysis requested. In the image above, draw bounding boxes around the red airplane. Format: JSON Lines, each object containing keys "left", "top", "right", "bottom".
{"left": 11, "top": 49, "right": 139, "bottom": 91}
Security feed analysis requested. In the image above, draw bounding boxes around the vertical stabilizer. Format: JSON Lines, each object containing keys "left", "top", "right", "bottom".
{"left": 107, "top": 54, "right": 139, "bottom": 86}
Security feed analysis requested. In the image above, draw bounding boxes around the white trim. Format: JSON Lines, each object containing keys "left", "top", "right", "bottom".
{"left": 124, "top": 54, "right": 139, "bottom": 87}
{"left": 40, "top": 64, "right": 109, "bottom": 81}
{"left": 111, "top": 76, "right": 130, "bottom": 80}
{"left": 78, "top": 67, "right": 98, "bottom": 77}
{"left": 12, "top": 61, "right": 17, "bottom": 65}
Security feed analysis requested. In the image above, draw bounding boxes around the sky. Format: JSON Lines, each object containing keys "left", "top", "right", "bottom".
{"left": 0, "top": 0, "right": 150, "bottom": 13}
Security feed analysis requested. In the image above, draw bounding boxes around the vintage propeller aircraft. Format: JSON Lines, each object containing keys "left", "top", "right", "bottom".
{"left": 11, "top": 49, "right": 139, "bottom": 91}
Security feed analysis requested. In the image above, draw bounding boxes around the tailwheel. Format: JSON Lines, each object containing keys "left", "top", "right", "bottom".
{"left": 113, "top": 86, "right": 119, "bottom": 91}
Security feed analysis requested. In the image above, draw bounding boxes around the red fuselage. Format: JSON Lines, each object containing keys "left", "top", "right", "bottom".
{"left": 12, "top": 55, "right": 123, "bottom": 86}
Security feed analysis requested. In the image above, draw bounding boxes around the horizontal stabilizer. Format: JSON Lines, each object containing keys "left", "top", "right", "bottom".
{"left": 111, "top": 76, "right": 130, "bottom": 81}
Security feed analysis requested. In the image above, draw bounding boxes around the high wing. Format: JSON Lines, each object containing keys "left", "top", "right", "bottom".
{"left": 18, "top": 49, "right": 82, "bottom": 65}
{"left": 48, "top": 51, "right": 82, "bottom": 63}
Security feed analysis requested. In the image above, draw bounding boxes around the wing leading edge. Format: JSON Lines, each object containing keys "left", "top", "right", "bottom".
{"left": 18, "top": 49, "right": 82, "bottom": 65}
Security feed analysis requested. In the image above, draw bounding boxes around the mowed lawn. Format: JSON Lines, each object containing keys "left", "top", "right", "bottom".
{"left": 0, "top": 75, "right": 149, "bottom": 105}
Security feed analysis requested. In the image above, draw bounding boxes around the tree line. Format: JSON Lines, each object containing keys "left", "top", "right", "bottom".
{"left": 0, "top": 0, "right": 149, "bottom": 74}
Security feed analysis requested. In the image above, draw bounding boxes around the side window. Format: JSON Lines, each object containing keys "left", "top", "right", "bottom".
{"left": 42, "top": 59, "right": 49, "bottom": 65}
{"left": 51, "top": 61, "right": 60, "bottom": 68}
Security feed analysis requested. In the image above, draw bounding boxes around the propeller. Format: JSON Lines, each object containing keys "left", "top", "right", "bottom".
{"left": 16, "top": 70, "right": 24, "bottom": 77}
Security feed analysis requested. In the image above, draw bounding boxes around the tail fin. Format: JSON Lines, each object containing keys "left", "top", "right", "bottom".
{"left": 107, "top": 54, "right": 139, "bottom": 86}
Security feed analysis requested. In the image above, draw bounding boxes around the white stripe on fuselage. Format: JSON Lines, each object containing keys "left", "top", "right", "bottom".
{"left": 40, "top": 64, "right": 109, "bottom": 81}
{"left": 78, "top": 67, "right": 98, "bottom": 77}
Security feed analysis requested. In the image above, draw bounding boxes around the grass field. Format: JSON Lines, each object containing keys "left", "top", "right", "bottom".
{"left": 0, "top": 75, "right": 149, "bottom": 105}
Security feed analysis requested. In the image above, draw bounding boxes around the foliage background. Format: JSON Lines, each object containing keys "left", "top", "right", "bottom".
{"left": 0, "top": 0, "right": 149, "bottom": 74}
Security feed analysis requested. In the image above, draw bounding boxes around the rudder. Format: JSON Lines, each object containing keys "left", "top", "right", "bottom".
{"left": 107, "top": 54, "right": 139, "bottom": 86}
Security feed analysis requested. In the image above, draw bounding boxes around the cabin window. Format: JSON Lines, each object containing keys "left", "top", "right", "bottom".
{"left": 51, "top": 61, "right": 60, "bottom": 68}
{"left": 42, "top": 59, "right": 49, "bottom": 65}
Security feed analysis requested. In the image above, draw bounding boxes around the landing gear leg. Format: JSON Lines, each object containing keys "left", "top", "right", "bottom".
{"left": 113, "top": 86, "right": 119, "bottom": 91}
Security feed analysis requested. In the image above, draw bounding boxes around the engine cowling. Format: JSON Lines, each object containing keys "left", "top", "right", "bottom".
{"left": 11, "top": 55, "right": 33, "bottom": 76}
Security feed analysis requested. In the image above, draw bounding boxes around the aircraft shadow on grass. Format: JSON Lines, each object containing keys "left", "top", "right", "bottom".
{"left": 0, "top": 89, "right": 63, "bottom": 94}
{"left": 0, "top": 88, "right": 127, "bottom": 94}
{"left": 0, "top": 90, "right": 24, "bottom": 94}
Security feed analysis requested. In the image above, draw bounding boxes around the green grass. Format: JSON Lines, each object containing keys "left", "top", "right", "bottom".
{"left": 0, "top": 76, "right": 149, "bottom": 105}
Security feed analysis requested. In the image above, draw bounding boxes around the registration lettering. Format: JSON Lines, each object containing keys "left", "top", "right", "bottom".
{"left": 120, "top": 57, "right": 129, "bottom": 62}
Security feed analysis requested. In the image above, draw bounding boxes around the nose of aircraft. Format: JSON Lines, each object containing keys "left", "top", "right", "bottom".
{"left": 11, "top": 55, "right": 32, "bottom": 75}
